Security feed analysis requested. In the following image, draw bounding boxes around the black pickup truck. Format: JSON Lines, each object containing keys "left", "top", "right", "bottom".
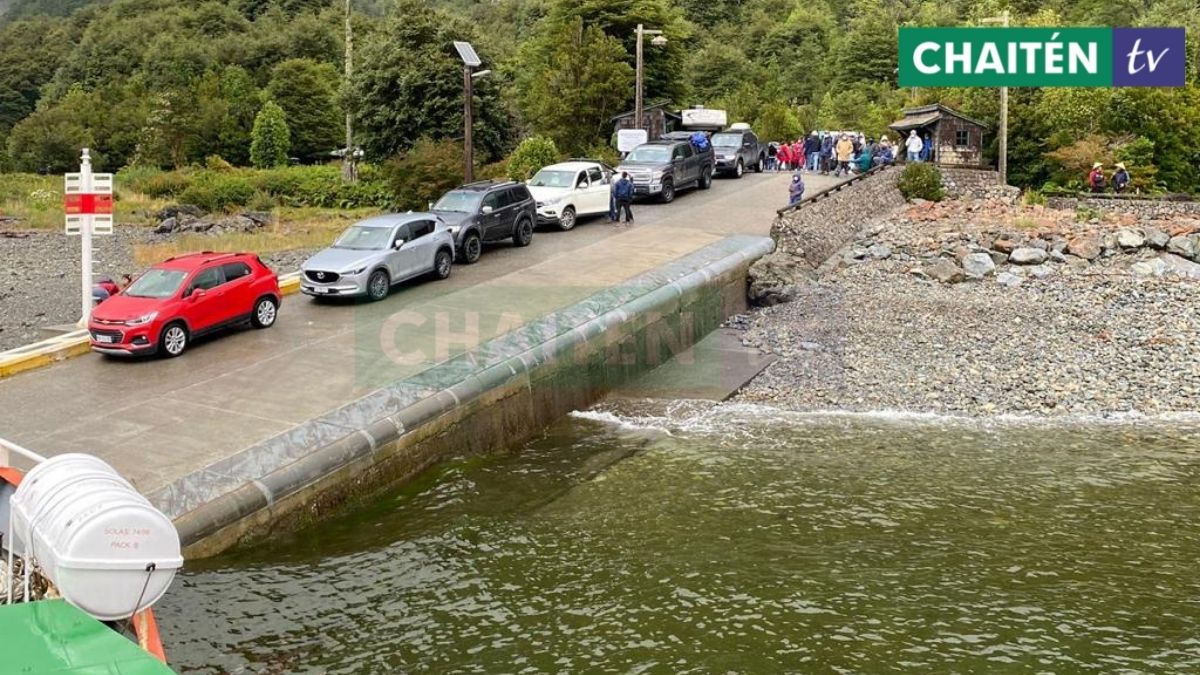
{"left": 615, "top": 138, "right": 714, "bottom": 203}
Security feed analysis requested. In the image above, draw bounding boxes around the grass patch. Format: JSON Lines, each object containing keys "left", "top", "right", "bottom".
{"left": 131, "top": 207, "right": 379, "bottom": 267}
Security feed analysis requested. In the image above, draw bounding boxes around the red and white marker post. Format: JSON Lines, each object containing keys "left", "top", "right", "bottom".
{"left": 64, "top": 148, "right": 113, "bottom": 323}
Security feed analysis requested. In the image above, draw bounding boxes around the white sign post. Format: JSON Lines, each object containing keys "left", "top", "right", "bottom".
{"left": 64, "top": 149, "right": 114, "bottom": 324}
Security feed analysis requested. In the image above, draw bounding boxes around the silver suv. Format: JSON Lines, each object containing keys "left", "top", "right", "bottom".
{"left": 301, "top": 213, "right": 455, "bottom": 302}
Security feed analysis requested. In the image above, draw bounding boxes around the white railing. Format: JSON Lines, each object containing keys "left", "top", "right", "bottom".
{"left": 0, "top": 437, "right": 46, "bottom": 467}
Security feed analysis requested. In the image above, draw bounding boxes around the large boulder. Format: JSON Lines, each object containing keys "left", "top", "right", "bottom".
{"left": 962, "top": 252, "right": 996, "bottom": 279}
{"left": 992, "top": 237, "right": 1018, "bottom": 254}
{"left": 866, "top": 243, "right": 893, "bottom": 260}
{"left": 153, "top": 217, "right": 177, "bottom": 235}
{"left": 1116, "top": 228, "right": 1146, "bottom": 249}
{"left": 1166, "top": 235, "right": 1195, "bottom": 259}
{"left": 1066, "top": 235, "right": 1102, "bottom": 260}
{"left": 1144, "top": 227, "right": 1170, "bottom": 249}
{"left": 925, "top": 258, "right": 964, "bottom": 284}
{"left": 1009, "top": 247, "right": 1048, "bottom": 265}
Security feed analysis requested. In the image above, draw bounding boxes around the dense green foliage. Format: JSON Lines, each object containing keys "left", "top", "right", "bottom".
{"left": 897, "top": 162, "right": 946, "bottom": 202}
{"left": 250, "top": 100, "right": 290, "bottom": 168}
{"left": 506, "top": 136, "right": 561, "bottom": 181}
{"left": 0, "top": 0, "right": 1198, "bottom": 195}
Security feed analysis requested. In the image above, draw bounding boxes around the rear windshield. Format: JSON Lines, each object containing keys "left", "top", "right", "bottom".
{"left": 433, "top": 191, "right": 483, "bottom": 213}
{"left": 712, "top": 133, "right": 743, "bottom": 147}
{"left": 124, "top": 269, "right": 187, "bottom": 299}
{"left": 625, "top": 146, "right": 671, "bottom": 162}
{"left": 529, "top": 170, "right": 575, "bottom": 188}
{"left": 334, "top": 225, "right": 392, "bottom": 250}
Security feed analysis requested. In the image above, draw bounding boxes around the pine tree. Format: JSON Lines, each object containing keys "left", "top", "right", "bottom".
{"left": 249, "top": 101, "right": 290, "bottom": 168}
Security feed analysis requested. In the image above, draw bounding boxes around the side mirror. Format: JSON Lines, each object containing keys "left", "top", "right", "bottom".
{"left": 189, "top": 288, "right": 207, "bottom": 300}
{"left": 481, "top": 205, "right": 494, "bottom": 214}
{"left": 394, "top": 240, "right": 406, "bottom": 249}
{"left": 427, "top": 201, "right": 434, "bottom": 210}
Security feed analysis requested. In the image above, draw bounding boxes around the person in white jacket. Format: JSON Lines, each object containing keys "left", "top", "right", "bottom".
{"left": 905, "top": 130, "right": 924, "bottom": 162}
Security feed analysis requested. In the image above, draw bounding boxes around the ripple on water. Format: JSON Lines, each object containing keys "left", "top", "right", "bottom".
{"left": 159, "top": 402, "right": 1200, "bottom": 673}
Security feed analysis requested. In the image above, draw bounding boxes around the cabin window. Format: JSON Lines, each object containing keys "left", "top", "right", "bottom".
{"left": 955, "top": 130, "right": 970, "bottom": 147}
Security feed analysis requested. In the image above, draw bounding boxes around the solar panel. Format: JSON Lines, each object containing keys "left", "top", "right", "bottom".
{"left": 453, "top": 41, "right": 482, "bottom": 67}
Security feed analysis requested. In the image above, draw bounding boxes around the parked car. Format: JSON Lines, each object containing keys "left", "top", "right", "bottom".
{"left": 615, "top": 138, "right": 714, "bottom": 203}
{"left": 711, "top": 125, "right": 765, "bottom": 178}
{"left": 527, "top": 160, "right": 614, "bottom": 230}
{"left": 430, "top": 181, "right": 536, "bottom": 263}
{"left": 300, "top": 213, "right": 455, "bottom": 302}
{"left": 88, "top": 252, "right": 280, "bottom": 358}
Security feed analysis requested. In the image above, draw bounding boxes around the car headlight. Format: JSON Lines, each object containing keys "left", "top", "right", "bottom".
{"left": 542, "top": 196, "right": 562, "bottom": 206}
{"left": 448, "top": 225, "right": 462, "bottom": 234}
{"left": 126, "top": 312, "right": 157, "bottom": 326}
{"left": 345, "top": 266, "right": 367, "bottom": 275}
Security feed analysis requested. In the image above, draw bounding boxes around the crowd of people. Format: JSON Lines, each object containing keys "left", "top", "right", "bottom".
{"left": 1088, "top": 162, "right": 1132, "bottom": 194}
{"left": 766, "top": 130, "right": 912, "bottom": 180}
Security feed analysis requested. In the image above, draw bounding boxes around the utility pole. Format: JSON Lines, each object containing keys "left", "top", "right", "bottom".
{"left": 980, "top": 11, "right": 1010, "bottom": 185}
{"left": 463, "top": 64, "right": 474, "bottom": 183}
{"left": 998, "top": 10, "right": 1010, "bottom": 186}
{"left": 633, "top": 24, "right": 666, "bottom": 132}
{"left": 341, "top": 0, "right": 356, "bottom": 183}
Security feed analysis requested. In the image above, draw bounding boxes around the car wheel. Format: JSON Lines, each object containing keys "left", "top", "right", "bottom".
{"left": 755, "top": 156, "right": 765, "bottom": 173}
{"left": 367, "top": 269, "right": 390, "bottom": 301}
{"left": 660, "top": 179, "right": 675, "bottom": 203}
{"left": 460, "top": 231, "right": 482, "bottom": 264}
{"left": 558, "top": 207, "right": 577, "bottom": 231}
{"left": 699, "top": 167, "right": 712, "bottom": 190}
{"left": 433, "top": 248, "right": 452, "bottom": 280}
{"left": 251, "top": 296, "right": 277, "bottom": 328}
{"left": 513, "top": 218, "right": 534, "bottom": 247}
{"left": 734, "top": 159, "right": 744, "bottom": 178}
{"left": 159, "top": 322, "right": 188, "bottom": 358}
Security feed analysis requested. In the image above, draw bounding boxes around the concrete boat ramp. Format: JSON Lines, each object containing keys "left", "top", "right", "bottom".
{"left": 0, "top": 172, "right": 839, "bottom": 557}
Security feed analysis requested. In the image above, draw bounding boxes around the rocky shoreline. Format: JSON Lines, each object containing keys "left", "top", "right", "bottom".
{"left": 736, "top": 192, "right": 1200, "bottom": 418}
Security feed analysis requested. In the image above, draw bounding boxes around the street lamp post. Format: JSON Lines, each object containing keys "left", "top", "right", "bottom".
{"left": 980, "top": 11, "right": 1010, "bottom": 185}
{"left": 454, "top": 41, "right": 485, "bottom": 183}
{"left": 634, "top": 24, "right": 667, "bottom": 132}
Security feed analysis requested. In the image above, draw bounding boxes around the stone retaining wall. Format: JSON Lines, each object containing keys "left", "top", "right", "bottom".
{"left": 749, "top": 167, "right": 904, "bottom": 303}
{"left": 940, "top": 166, "right": 1001, "bottom": 199}
{"left": 1046, "top": 195, "right": 1200, "bottom": 218}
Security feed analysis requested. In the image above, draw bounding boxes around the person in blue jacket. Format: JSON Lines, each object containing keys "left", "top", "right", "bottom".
{"left": 788, "top": 173, "right": 805, "bottom": 205}
{"left": 613, "top": 172, "right": 635, "bottom": 223}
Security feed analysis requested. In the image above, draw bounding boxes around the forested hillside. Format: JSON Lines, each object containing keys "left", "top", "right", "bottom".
{"left": 0, "top": 0, "right": 1198, "bottom": 192}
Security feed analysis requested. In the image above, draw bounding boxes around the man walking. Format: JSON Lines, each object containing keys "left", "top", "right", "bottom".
{"left": 614, "top": 171, "right": 635, "bottom": 223}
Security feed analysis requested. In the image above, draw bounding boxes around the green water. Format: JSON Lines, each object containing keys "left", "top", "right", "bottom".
{"left": 157, "top": 402, "right": 1200, "bottom": 673}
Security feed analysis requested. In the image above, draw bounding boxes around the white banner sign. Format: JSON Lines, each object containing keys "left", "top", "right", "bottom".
{"left": 617, "top": 128, "right": 648, "bottom": 153}
{"left": 681, "top": 108, "right": 727, "bottom": 128}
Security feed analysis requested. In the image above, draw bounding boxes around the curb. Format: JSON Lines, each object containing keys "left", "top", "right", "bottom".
{"left": 0, "top": 272, "right": 301, "bottom": 381}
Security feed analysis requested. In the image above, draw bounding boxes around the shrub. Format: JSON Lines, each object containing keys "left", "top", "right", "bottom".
{"left": 179, "top": 175, "right": 255, "bottom": 212}
{"left": 250, "top": 101, "right": 291, "bottom": 168}
{"left": 383, "top": 139, "right": 466, "bottom": 211}
{"left": 582, "top": 143, "right": 620, "bottom": 168}
{"left": 1022, "top": 189, "right": 1047, "bottom": 206}
{"left": 506, "top": 135, "right": 560, "bottom": 182}
{"left": 205, "top": 155, "right": 235, "bottom": 172}
{"left": 133, "top": 171, "right": 193, "bottom": 198}
{"left": 897, "top": 163, "right": 945, "bottom": 202}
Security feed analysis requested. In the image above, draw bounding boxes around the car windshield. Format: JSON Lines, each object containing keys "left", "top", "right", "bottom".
{"left": 433, "top": 191, "right": 482, "bottom": 213}
{"left": 625, "top": 146, "right": 671, "bottom": 162}
{"left": 123, "top": 269, "right": 187, "bottom": 299}
{"left": 528, "top": 170, "right": 576, "bottom": 188}
{"left": 334, "top": 225, "right": 391, "bottom": 250}
{"left": 712, "top": 133, "right": 743, "bottom": 147}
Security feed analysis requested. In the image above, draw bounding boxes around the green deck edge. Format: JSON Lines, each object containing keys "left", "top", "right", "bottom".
{"left": 0, "top": 599, "right": 175, "bottom": 674}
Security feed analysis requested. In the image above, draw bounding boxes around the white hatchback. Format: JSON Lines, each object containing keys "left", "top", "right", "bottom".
{"left": 527, "top": 161, "right": 614, "bottom": 230}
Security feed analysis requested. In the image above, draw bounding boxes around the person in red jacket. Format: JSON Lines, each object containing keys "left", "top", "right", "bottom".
{"left": 777, "top": 142, "right": 793, "bottom": 171}
{"left": 792, "top": 139, "right": 805, "bottom": 173}
{"left": 1088, "top": 162, "right": 1106, "bottom": 193}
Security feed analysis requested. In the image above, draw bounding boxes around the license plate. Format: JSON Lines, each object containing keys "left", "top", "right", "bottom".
{"left": 96, "top": 335, "right": 114, "bottom": 343}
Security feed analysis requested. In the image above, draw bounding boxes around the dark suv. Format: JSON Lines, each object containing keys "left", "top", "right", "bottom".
{"left": 711, "top": 127, "right": 765, "bottom": 178}
{"left": 431, "top": 181, "right": 536, "bottom": 263}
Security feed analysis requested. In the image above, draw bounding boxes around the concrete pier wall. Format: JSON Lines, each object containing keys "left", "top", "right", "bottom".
{"left": 170, "top": 235, "right": 774, "bottom": 558}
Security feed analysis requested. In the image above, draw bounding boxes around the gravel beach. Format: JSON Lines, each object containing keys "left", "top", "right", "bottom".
{"left": 736, "top": 197, "right": 1200, "bottom": 418}
{"left": 0, "top": 227, "right": 317, "bottom": 351}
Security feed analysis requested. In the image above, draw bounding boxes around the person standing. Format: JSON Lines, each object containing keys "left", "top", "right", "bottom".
{"left": 614, "top": 172, "right": 635, "bottom": 222}
{"left": 792, "top": 139, "right": 805, "bottom": 173}
{"left": 788, "top": 173, "right": 805, "bottom": 205}
{"left": 1088, "top": 162, "right": 1106, "bottom": 193}
{"left": 1113, "top": 162, "right": 1131, "bottom": 193}
{"left": 819, "top": 133, "right": 834, "bottom": 174}
{"left": 609, "top": 174, "right": 619, "bottom": 221}
{"left": 834, "top": 133, "right": 854, "bottom": 177}
{"left": 766, "top": 142, "right": 778, "bottom": 172}
{"left": 905, "top": 130, "right": 923, "bottom": 162}
{"left": 777, "top": 141, "right": 792, "bottom": 171}
{"left": 805, "top": 132, "right": 820, "bottom": 172}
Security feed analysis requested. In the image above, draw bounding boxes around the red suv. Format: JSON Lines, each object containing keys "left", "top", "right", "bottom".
{"left": 89, "top": 252, "right": 281, "bottom": 358}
